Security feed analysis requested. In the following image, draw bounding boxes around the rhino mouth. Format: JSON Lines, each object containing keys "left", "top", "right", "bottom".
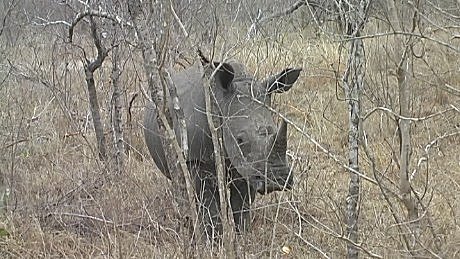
{"left": 253, "top": 119, "right": 293, "bottom": 194}
{"left": 253, "top": 173, "right": 293, "bottom": 195}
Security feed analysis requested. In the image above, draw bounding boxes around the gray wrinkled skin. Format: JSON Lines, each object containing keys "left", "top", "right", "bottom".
{"left": 144, "top": 58, "right": 301, "bottom": 239}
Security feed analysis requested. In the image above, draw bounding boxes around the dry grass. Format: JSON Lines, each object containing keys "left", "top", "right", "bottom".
{"left": 0, "top": 19, "right": 459, "bottom": 259}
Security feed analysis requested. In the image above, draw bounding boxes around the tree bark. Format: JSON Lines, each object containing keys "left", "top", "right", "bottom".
{"left": 387, "top": 0, "right": 420, "bottom": 253}
{"left": 340, "top": 1, "right": 369, "bottom": 258}
{"left": 84, "top": 17, "right": 108, "bottom": 161}
{"left": 111, "top": 45, "right": 124, "bottom": 173}
{"left": 128, "top": 2, "right": 197, "bottom": 252}
{"left": 0, "top": 178, "right": 7, "bottom": 215}
{"left": 344, "top": 37, "right": 364, "bottom": 259}
{"left": 203, "top": 66, "right": 235, "bottom": 255}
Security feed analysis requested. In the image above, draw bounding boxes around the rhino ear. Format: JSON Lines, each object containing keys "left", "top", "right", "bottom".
{"left": 265, "top": 68, "right": 302, "bottom": 94}
{"left": 213, "top": 62, "right": 235, "bottom": 90}
{"left": 198, "top": 49, "right": 235, "bottom": 90}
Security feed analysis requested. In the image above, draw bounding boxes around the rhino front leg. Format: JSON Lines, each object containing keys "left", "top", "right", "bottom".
{"left": 191, "top": 162, "right": 222, "bottom": 241}
{"left": 229, "top": 169, "right": 256, "bottom": 233}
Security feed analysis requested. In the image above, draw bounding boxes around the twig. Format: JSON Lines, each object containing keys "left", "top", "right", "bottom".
{"left": 283, "top": 223, "right": 330, "bottom": 258}
{"left": 409, "top": 130, "right": 460, "bottom": 181}
{"left": 425, "top": 0, "right": 460, "bottom": 19}
{"left": 251, "top": 97, "right": 378, "bottom": 185}
{"left": 3, "top": 139, "right": 29, "bottom": 149}
{"left": 257, "top": 0, "right": 307, "bottom": 23}
{"left": 362, "top": 106, "right": 455, "bottom": 122}
{"left": 444, "top": 84, "right": 460, "bottom": 95}
{"left": 68, "top": 10, "right": 132, "bottom": 42}
{"left": 285, "top": 203, "right": 383, "bottom": 258}
{"left": 0, "top": 0, "right": 17, "bottom": 37}
{"left": 169, "top": 0, "right": 188, "bottom": 38}
{"left": 338, "top": 31, "right": 460, "bottom": 53}
{"left": 247, "top": 0, "right": 307, "bottom": 38}
{"left": 30, "top": 96, "right": 55, "bottom": 122}
{"left": 51, "top": 212, "right": 133, "bottom": 227}
{"left": 425, "top": 130, "right": 460, "bottom": 153}
{"left": 33, "top": 17, "right": 71, "bottom": 27}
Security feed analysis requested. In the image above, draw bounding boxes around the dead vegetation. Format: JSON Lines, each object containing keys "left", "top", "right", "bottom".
{"left": 1, "top": 1, "right": 460, "bottom": 258}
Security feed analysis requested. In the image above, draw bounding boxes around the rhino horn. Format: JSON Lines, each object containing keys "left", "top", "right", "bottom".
{"left": 197, "top": 49, "right": 210, "bottom": 65}
{"left": 272, "top": 120, "right": 288, "bottom": 158}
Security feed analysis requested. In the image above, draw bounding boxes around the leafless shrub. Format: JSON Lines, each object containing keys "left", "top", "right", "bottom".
{"left": 0, "top": 0, "right": 459, "bottom": 258}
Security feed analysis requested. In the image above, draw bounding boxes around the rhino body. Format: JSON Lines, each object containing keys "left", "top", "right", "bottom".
{"left": 144, "top": 56, "right": 301, "bottom": 239}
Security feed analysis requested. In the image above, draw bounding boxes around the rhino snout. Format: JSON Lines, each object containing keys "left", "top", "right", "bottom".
{"left": 255, "top": 174, "right": 294, "bottom": 195}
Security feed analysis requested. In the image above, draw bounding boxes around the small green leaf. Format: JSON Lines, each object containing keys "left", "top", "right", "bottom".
{"left": 0, "top": 228, "right": 10, "bottom": 237}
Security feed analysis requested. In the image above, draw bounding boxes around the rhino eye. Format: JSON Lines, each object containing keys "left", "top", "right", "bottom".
{"left": 236, "top": 134, "right": 251, "bottom": 155}
{"left": 258, "top": 126, "right": 274, "bottom": 136}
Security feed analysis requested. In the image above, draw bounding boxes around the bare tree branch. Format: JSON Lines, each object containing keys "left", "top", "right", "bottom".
{"left": 0, "top": 0, "right": 17, "bottom": 37}
{"left": 111, "top": 44, "right": 124, "bottom": 173}
{"left": 169, "top": 0, "right": 188, "bottom": 38}
{"left": 251, "top": 96, "right": 378, "bottom": 185}
{"left": 33, "top": 17, "right": 71, "bottom": 27}
{"left": 362, "top": 106, "right": 456, "bottom": 121}
{"left": 68, "top": 9, "right": 131, "bottom": 42}
{"left": 83, "top": 16, "right": 108, "bottom": 160}
{"left": 289, "top": 204, "right": 383, "bottom": 258}
{"left": 339, "top": 31, "right": 460, "bottom": 53}
{"left": 247, "top": 0, "right": 307, "bottom": 38}
{"left": 203, "top": 60, "right": 236, "bottom": 252}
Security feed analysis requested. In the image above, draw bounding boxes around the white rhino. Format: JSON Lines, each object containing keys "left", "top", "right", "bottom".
{"left": 144, "top": 53, "right": 301, "bottom": 239}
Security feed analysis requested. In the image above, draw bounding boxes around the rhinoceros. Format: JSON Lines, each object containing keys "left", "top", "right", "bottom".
{"left": 144, "top": 53, "right": 301, "bottom": 239}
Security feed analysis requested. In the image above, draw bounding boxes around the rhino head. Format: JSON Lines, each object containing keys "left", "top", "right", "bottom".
{"left": 202, "top": 56, "right": 301, "bottom": 194}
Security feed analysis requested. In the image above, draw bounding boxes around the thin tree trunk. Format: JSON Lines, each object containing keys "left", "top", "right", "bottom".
{"left": 162, "top": 72, "right": 197, "bottom": 249}
{"left": 397, "top": 47, "right": 420, "bottom": 248}
{"left": 340, "top": 1, "right": 369, "bottom": 258}
{"left": 0, "top": 177, "right": 7, "bottom": 215}
{"left": 203, "top": 67, "right": 235, "bottom": 255}
{"left": 128, "top": 4, "right": 197, "bottom": 253}
{"left": 85, "top": 17, "right": 108, "bottom": 161}
{"left": 142, "top": 43, "right": 195, "bottom": 248}
{"left": 141, "top": 43, "right": 191, "bottom": 216}
{"left": 161, "top": 70, "right": 197, "bottom": 233}
{"left": 164, "top": 72, "right": 189, "bottom": 160}
{"left": 85, "top": 68, "right": 107, "bottom": 161}
{"left": 388, "top": 0, "right": 420, "bottom": 253}
{"left": 111, "top": 45, "right": 124, "bottom": 173}
{"left": 344, "top": 37, "right": 364, "bottom": 259}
